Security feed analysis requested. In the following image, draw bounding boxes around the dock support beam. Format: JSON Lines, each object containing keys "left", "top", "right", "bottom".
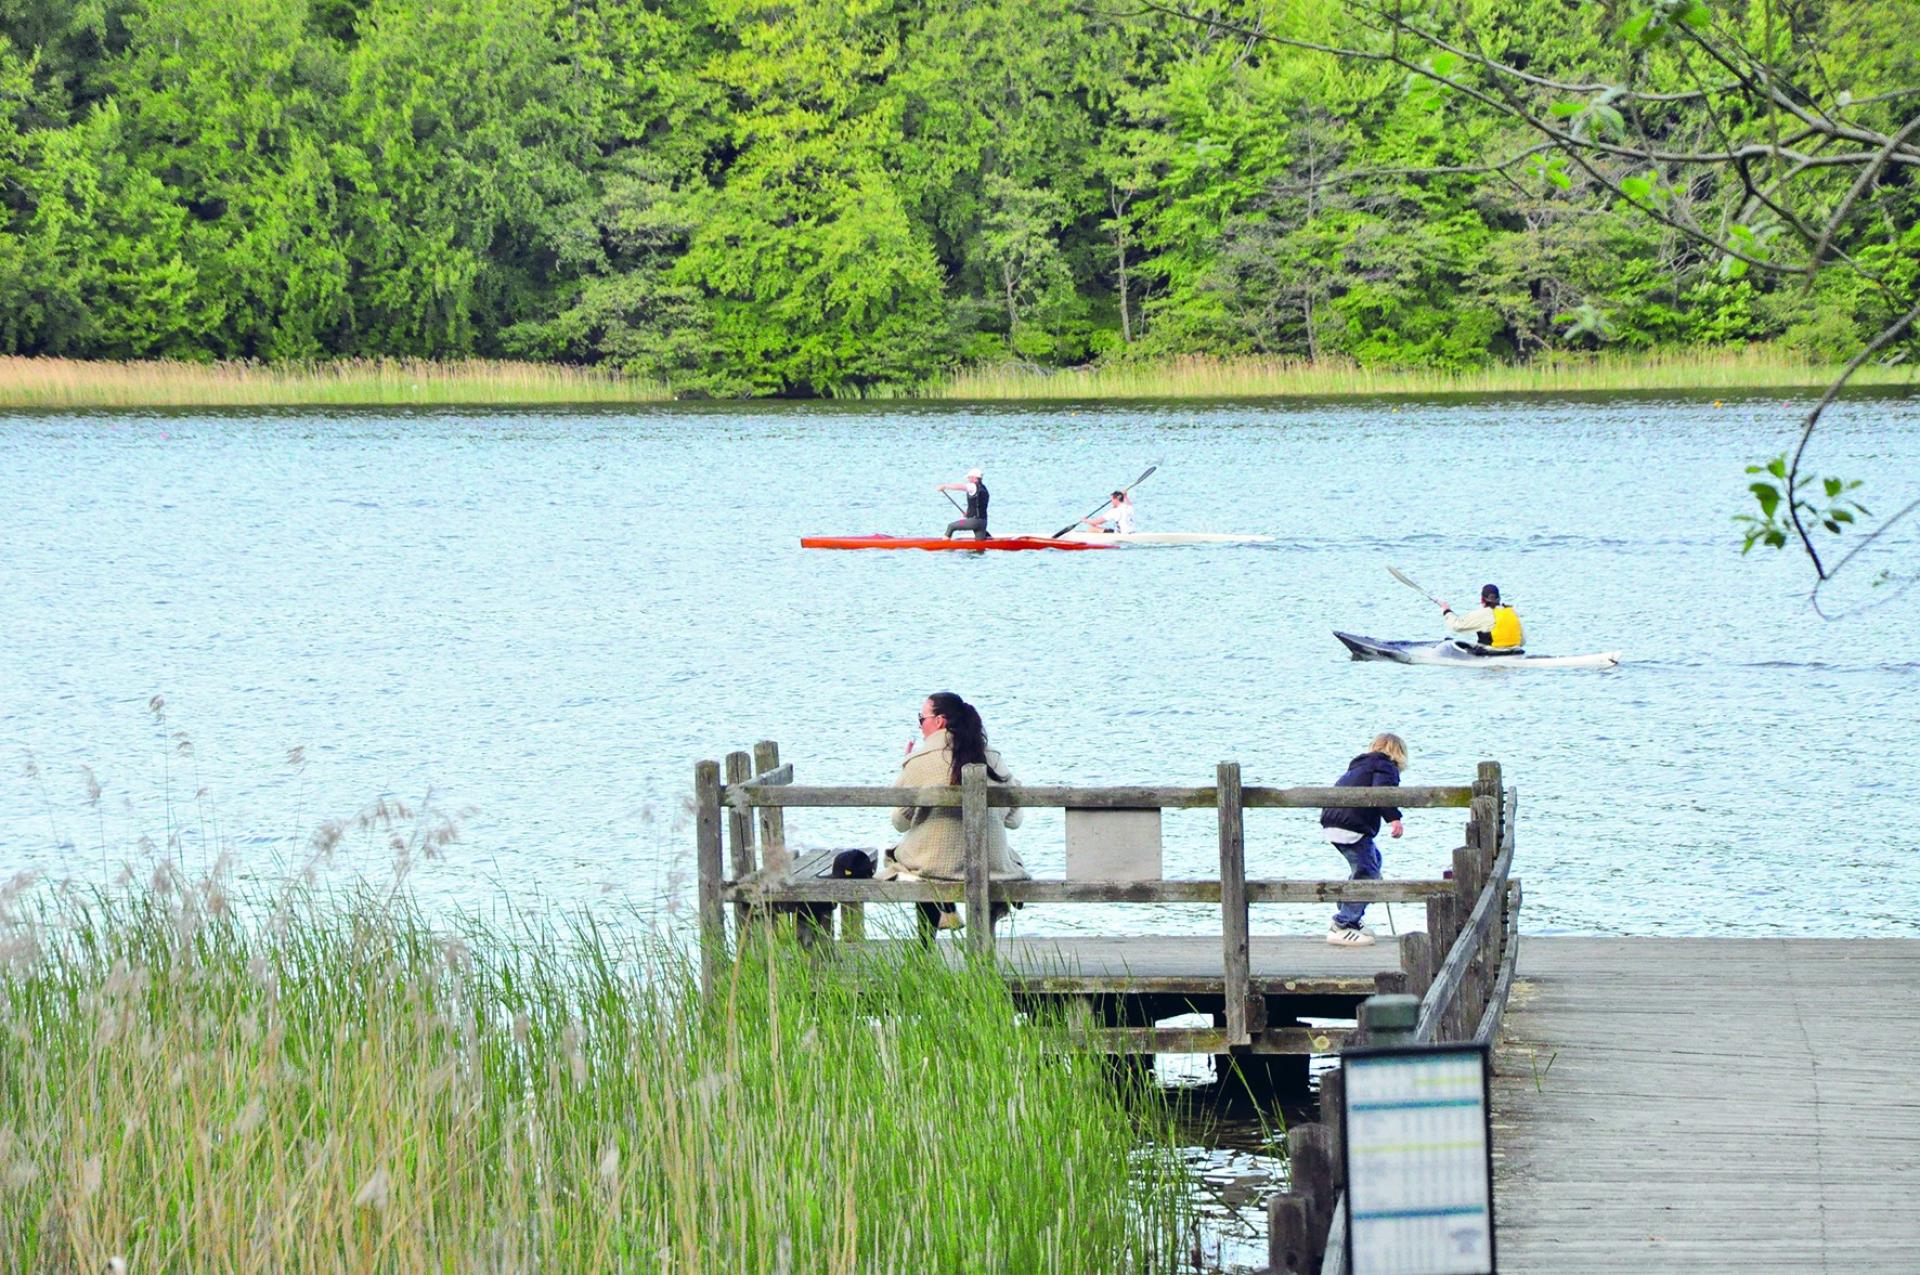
{"left": 962, "top": 763, "right": 993, "bottom": 958}
{"left": 695, "top": 759, "right": 724, "bottom": 996}
{"left": 1217, "top": 761, "right": 1251, "bottom": 1046}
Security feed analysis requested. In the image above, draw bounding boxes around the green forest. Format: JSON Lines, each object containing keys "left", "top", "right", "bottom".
{"left": 0, "top": 0, "right": 1913, "bottom": 396}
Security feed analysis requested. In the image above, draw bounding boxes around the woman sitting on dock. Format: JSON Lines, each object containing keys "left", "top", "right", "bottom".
{"left": 885, "top": 691, "right": 1027, "bottom": 934}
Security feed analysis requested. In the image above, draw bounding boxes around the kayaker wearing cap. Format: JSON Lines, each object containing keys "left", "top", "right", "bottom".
{"left": 937, "top": 467, "right": 990, "bottom": 539}
{"left": 1081, "top": 490, "right": 1135, "bottom": 535}
{"left": 1437, "top": 584, "right": 1525, "bottom": 651}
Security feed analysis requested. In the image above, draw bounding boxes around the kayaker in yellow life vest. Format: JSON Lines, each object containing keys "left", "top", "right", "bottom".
{"left": 1438, "top": 584, "right": 1525, "bottom": 651}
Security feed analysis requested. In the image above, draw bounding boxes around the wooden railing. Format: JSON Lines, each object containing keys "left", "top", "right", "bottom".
{"left": 694, "top": 743, "right": 1498, "bottom": 1033}
{"left": 1267, "top": 762, "right": 1523, "bottom": 1274}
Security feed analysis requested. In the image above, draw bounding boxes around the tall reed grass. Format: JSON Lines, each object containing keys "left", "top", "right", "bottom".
{"left": 0, "top": 872, "right": 1196, "bottom": 1273}
{"left": 0, "top": 357, "right": 668, "bottom": 408}
{"left": 932, "top": 347, "right": 1915, "bottom": 400}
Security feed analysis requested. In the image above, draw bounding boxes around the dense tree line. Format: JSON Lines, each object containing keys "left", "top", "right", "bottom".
{"left": 0, "top": 0, "right": 1912, "bottom": 395}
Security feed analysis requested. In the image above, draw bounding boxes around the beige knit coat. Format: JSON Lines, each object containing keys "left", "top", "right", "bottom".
{"left": 885, "top": 730, "right": 1027, "bottom": 880}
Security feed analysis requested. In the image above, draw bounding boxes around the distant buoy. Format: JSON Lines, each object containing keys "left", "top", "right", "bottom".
{"left": 1712, "top": 400, "right": 1723, "bottom": 408}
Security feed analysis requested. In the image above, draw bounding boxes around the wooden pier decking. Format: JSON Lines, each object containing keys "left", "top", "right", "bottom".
{"left": 1490, "top": 937, "right": 1920, "bottom": 1273}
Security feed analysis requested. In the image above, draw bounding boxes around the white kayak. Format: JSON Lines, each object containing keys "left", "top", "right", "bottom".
{"left": 1053, "top": 531, "right": 1276, "bottom": 546}
{"left": 1335, "top": 631, "right": 1622, "bottom": 669}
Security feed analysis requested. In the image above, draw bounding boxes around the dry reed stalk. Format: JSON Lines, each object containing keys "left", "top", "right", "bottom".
{"left": 0, "top": 357, "right": 669, "bottom": 408}
{"left": 929, "top": 347, "right": 1914, "bottom": 401}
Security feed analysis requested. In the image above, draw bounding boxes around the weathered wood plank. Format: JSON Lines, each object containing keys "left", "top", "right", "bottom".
{"left": 694, "top": 759, "right": 724, "bottom": 997}
{"left": 1218, "top": 761, "right": 1251, "bottom": 1046}
{"left": 730, "top": 783, "right": 1475, "bottom": 809}
{"left": 724, "top": 751, "right": 756, "bottom": 931}
{"left": 1072, "top": 1024, "right": 1350, "bottom": 1055}
{"left": 961, "top": 763, "right": 992, "bottom": 959}
{"left": 724, "top": 876, "right": 1455, "bottom": 905}
{"left": 1495, "top": 938, "right": 1920, "bottom": 1272}
{"left": 750, "top": 741, "right": 789, "bottom": 872}
{"left": 1417, "top": 836, "right": 1512, "bottom": 1042}
{"left": 1269, "top": 1194, "right": 1314, "bottom": 1273}
{"left": 1321, "top": 1194, "right": 1348, "bottom": 1275}
{"left": 1288, "top": 1123, "right": 1336, "bottom": 1263}
{"left": 841, "top": 936, "right": 1395, "bottom": 995}
{"left": 1473, "top": 879, "right": 1521, "bottom": 1048}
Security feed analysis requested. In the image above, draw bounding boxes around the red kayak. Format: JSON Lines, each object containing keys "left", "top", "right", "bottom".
{"left": 801, "top": 534, "right": 1111, "bottom": 551}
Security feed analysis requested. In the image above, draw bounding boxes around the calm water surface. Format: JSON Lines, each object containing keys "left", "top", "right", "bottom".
{"left": 5, "top": 393, "right": 1918, "bottom": 938}
{"left": 7, "top": 392, "right": 1916, "bottom": 1270}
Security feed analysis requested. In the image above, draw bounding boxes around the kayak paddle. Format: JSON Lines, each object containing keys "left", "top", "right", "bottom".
{"left": 1052, "top": 463, "right": 1160, "bottom": 538}
{"left": 1388, "top": 565, "right": 1446, "bottom": 608}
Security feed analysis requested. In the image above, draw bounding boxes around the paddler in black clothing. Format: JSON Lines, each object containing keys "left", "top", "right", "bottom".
{"left": 938, "top": 467, "right": 989, "bottom": 539}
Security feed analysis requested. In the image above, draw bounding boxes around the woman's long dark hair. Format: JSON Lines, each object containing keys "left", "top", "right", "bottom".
{"left": 928, "top": 691, "right": 1008, "bottom": 784}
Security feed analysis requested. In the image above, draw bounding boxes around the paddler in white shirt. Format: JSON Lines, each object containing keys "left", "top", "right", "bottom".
{"left": 1437, "top": 583, "right": 1525, "bottom": 651}
{"left": 1080, "top": 490, "right": 1135, "bottom": 535}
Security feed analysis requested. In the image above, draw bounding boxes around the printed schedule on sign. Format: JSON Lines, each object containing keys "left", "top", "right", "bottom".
{"left": 1343, "top": 1046, "right": 1494, "bottom": 1275}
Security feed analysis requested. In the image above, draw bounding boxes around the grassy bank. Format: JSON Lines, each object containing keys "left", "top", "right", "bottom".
{"left": 0, "top": 876, "right": 1195, "bottom": 1273}
{"left": 4, "top": 346, "right": 1912, "bottom": 410}
{"left": 931, "top": 347, "right": 1916, "bottom": 400}
{"left": 0, "top": 356, "right": 669, "bottom": 408}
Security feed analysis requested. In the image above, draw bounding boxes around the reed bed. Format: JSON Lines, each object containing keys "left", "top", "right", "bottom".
{"left": 0, "top": 875, "right": 1195, "bottom": 1273}
{"left": 0, "top": 357, "right": 669, "bottom": 408}
{"left": 932, "top": 348, "right": 1916, "bottom": 400}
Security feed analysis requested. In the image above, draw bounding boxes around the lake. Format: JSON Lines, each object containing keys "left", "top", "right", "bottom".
{"left": 4, "top": 392, "right": 1918, "bottom": 940}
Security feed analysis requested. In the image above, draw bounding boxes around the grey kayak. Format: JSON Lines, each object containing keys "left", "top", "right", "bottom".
{"left": 1334, "top": 631, "right": 1622, "bottom": 669}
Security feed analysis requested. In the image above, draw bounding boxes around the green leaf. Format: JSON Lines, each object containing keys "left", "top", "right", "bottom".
{"left": 1749, "top": 482, "right": 1780, "bottom": 518}
{"left": 1680, "top": 0, "right": 1711, "bottom": 29}
{"left": 1549, "top": 101, "right": 1584, "bottom": 118}
{"left": 1429, "top": 52, "right": 1460, "bottom": 77}
{"left": 1823, "top": 477, "right": 1843, "bottom": 498}
{"left": 1720, "top": 256, "right": 1749, "bottom": 280}
{"left": 1590, "top": 104, "right": 1627, "bottom": 139}
{"left": 1547, "top": 167, "right": 1572, "bottom": 191}
{"left": 1621, "top": 12, "right": 1652, "bottom": 43}
{"left": 1620, "top": 175, "right": 1653, "bottom": 201}
{"left": 1767, "top": 457, "right": 1786, "bottom": 479}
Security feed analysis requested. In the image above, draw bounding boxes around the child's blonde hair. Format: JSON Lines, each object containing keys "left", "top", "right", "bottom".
{"left": 1367, "top": 733, "right": 1408, "bottom": 767}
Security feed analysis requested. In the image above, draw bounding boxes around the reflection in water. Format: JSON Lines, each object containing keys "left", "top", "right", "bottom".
{"left": 1149, "top": 1043, "right": 1326, "bottom": 1273}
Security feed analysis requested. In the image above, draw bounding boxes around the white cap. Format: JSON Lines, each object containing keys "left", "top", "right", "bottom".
{"left": 966, "top": 467, "right": 983, "bottom": 479}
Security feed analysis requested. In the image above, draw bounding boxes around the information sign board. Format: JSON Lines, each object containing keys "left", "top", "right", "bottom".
{"left": 1340, "top": 1042, "right": 1495, "bottom": 1275}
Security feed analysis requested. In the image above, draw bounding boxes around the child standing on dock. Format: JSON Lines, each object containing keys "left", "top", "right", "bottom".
{"left": 1319, "top": 733, "right": 1407, "bottom": 947}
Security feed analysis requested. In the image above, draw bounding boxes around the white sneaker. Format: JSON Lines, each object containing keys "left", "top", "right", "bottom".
{"left": 1326, "top": 925, "right": 1376, "bottom": 947}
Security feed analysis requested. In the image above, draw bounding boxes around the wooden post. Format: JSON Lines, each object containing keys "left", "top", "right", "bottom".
{"left": 725, "top": 751, "right": 757, "bottom": 932}
{"left": 695, "top": 760, "right": 724, "bottom": 997}
{"left": 1217, "top": 762, "right": 1251, "bottom": 1046}
{"left": 962, "top": 763, "right": 993, "bottom": 959}
{"left": 1478, "top": 760, "right": 1503, "bottom": 834}
{"left": 1320, "top": 1066, "right": 1347, "bottom": 1194}
{"left": 1399, "top": 929, "right": 1433, "bottom": 998}
{"left": 752, "top": 740, "right": 789, "bottom": 872}
{"left": 1288, "top": 1122, "right": 1336, "bottom": 1262}
{"left": 1426, "top": 895, "right": 1456, "bottom": 966}
{"left": 1269, "top": 1193, "right": 1314, "bottom": 1273}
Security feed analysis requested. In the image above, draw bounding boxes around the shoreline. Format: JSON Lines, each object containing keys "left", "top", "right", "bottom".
{"left": 0, "top": 348, "right": 1910, "bottom": 410}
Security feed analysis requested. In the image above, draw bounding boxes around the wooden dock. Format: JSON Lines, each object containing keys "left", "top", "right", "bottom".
{"left": 1490, "top": 937, "right": 1920, "bottom": 1272}
{"left": 696, "top": 743, "right": 1516, "bottom": 1067}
